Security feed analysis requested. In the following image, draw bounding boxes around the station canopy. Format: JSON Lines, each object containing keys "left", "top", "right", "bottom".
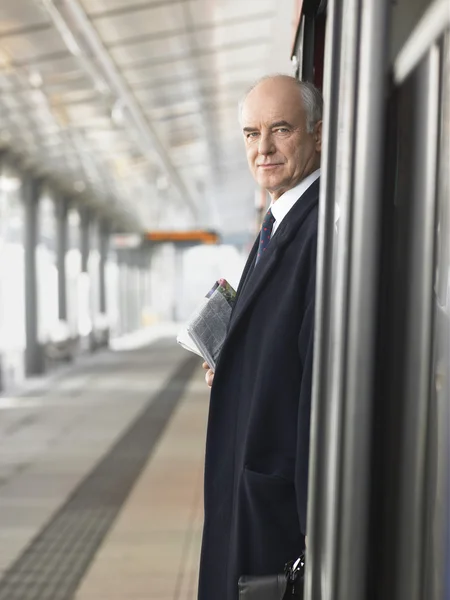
{"left": 0, "top": 0, "right": 296, "bottom": 238}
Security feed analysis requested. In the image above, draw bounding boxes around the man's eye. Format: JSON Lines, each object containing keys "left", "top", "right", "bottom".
{"left": 276, "top": 128, "right": 289, "bottom": 133}
{"left": 246, "top": 132, "right": 259, "bottom": 139}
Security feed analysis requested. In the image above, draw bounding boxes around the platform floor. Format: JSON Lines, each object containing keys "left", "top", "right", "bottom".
{"left": 0, "top": 340, "right": 209, "bottom": 599}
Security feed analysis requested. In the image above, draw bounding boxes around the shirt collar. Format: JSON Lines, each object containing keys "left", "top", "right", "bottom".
{"left": 270, "top": 168, "right": 321, "bottom": 226}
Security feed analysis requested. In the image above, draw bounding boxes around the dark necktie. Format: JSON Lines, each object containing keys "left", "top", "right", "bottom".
{"left": 256, "top": 208, "right": 276, "bottom": 265}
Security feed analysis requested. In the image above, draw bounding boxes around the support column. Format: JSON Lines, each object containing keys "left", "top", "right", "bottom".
{"left": 56, "top": 196, "right": 68, "bottom": 320}
{"left": 23, "top": 174, "right": 44, "bottom": 376}
{"left": 174, "top": 246, "right": 184, "bottom": 322}
{"left": 129, "top": 249, "right": 139, "bottom": 332}
{"left": 99, "top": 221, "right": 109, "bottom": 315}
{"left": 117, "top": 249, "right": 130, "bottom": 335}
{"left": 80, "top": 207, "right": 90, "bottom": 273}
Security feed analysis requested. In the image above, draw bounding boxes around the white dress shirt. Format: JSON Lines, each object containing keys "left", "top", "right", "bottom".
{"left": 270, "top": 169, "right": 321, "bottom": 237}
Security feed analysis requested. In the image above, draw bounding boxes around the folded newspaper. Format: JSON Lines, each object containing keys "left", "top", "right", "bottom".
{"left": 177, "top": 278, "right": 236, "bottom": 370}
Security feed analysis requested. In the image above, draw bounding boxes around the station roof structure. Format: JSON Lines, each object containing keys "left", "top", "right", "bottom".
{"left": 0, "top": 0, "right": 296, "bottom": 236}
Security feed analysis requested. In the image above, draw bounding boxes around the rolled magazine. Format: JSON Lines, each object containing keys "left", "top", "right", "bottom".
{"left": 176, "top": 278, "right": 236, "bottom": 370}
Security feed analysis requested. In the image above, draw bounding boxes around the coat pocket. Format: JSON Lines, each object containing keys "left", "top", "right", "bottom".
{"left": 239, "top": 467, "right": 302, "bottom": 570}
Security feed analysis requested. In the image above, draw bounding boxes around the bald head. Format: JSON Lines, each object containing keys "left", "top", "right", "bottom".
{"left": 239, "top": 75, "right": 323, "bottom": 133}
{"left": 240, "top": 75, "right": 322, "bottom": 200}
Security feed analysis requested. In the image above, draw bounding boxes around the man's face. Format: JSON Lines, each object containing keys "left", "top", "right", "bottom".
{"left": 241, "top": 77, "right": 322, "bottom": 201}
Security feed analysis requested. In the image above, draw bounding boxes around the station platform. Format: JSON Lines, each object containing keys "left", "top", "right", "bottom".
{"left": 0, "top": 338, "right": 208, "bottom": 600}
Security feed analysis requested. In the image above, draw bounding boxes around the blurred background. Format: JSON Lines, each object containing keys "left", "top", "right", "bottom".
{"left": 0, "top": 0, "right": 299, "bottom": 390}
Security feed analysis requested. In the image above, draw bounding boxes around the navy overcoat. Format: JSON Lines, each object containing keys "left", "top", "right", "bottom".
{"left": 198, "top": 179, "right": 319, "bottom": 600}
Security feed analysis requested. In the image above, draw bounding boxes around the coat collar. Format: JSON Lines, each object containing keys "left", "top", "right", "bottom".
{"left": 227, "top": 178, "right": 320, "bottom": 340}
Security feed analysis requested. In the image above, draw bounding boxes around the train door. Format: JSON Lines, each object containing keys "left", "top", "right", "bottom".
{"left": 293, "top": 0, "right": 450, "bottom": 598}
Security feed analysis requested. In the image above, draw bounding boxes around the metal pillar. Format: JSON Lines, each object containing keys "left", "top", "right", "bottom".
{"left": 116, "top": 249, "right": 129, "bottom": 335}
{"left": 305, "top": 0, "right": 390, "bottom": 598}
{"left": 130, "top": 249, "right": 140, "bottom": 332}
{"left": 173, "top": 246, "right": 184, "bottom": 322}
{"left": 80, "top": 207, "right": 90, "bottom": 273}
{"left": 99, "top": 221, "right": 108, "bottom": 315}
{"left": 23, "top": 174, "right": 44, "bottom": 376}
{"left": 304, "top": 0, "right": 345, "bottom": 594}
{"left": 56, "top": 196, "right": 68, "bottom": 320}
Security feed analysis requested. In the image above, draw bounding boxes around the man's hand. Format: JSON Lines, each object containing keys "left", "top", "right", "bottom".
{"left": 202, "top": 362, "right": 215, "bottom": 388}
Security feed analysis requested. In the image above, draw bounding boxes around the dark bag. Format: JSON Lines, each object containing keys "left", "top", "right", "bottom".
{"left": 238, "top": 555, "right": 305, "bottom": 599}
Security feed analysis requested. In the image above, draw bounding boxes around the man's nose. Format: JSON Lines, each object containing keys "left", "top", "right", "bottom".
{"left": 258, "top": 133, "right": 275, "bottom": 155}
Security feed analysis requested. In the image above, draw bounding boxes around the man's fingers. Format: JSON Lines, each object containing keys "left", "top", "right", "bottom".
{"left": 205, "top": 369, "right": 215, "bottom": 388}
{"left": 201, "top": 362, "right": 214, "bottom": 387}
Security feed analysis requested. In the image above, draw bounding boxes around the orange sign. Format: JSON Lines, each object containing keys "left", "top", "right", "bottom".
{"left": 145, "top": 230, "right": 219, "bottom": 244}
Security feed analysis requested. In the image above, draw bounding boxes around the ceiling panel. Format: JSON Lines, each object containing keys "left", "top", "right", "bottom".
{"left": 25, "top": 54, "right": 83, "bottom": 78}
{"left": 130, "top": 69, "right": 204, "bottom": 90}
{"left": 122, "top": 59, "right": 193, "bottom": 85}
{"left": 79, "top": 0, "right": 136, "bottom": 14}
{"left": 195, "top": 19, "right": 273, "bottom": 51}
{"left": 0, "top": 0, "right": 49, "bottom": 34}
{"left": 46, "top": 89, "right": 100, "bottom": 107}
{"left": 109, "top": 32, "right": 191, "bottom": 66}
{"left": 214, "top": 63, "right": 264, "bottom": 86}
{"left": 144, "top": 99, "right": 201, "bottom": 125}
{"left": 0, "top": 29, "right": 68, "bottom": 63}
{"left": 91, "top": 3, "right": 186, "bottom": 45}
{"left": 134, "top": 77, "right": 200, "bottom": 107}
{"left": 187, "top": 0, "right": 275, "bottom": 27}
{"left": 196, "top": 41, "right": 268, "bottom": 72}
{"left": 64, "top": 103, "right": 107, "bottom": 122}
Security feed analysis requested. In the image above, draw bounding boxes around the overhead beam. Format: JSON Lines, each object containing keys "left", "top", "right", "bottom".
{"left": 36, "top": 0, "right": 199, "bottom": 220}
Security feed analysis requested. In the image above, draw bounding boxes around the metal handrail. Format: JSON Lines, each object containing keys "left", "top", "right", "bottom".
{"left": 304, "top": 0, "right": 343, "bottom": 594}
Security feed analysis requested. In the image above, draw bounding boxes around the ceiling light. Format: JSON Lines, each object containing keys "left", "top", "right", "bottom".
{"left": 111, "top": 99, "right": 125, "bottom": 126}
{"left": 28, "top": 70, "right": 43, "bottom": 89}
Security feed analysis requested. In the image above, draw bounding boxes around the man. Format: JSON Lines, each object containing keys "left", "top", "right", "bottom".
{"left": 198, "top": 75, "right": 323, "bottom": 600}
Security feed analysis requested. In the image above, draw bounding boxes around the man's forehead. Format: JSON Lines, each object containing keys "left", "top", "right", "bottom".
{"left": 241, "top": 99, "right": 304, "bottom": 128}
{"left": 242, "top": 79, "right": 304, "bottom": 120}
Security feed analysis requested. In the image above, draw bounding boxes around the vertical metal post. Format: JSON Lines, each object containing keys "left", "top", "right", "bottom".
{"left": 23, "top": 174, "right": 44, "bottom": 375}
{"left": 80, "top": 207, "right": 90, "bottom": 273}
{"left": 56, "top": 196, "right": 68, "bottom": 320}
{"left": 99, "top": 221, "right": 108, "bottom": 315}
{"left": 117, "top": 249, "right": 130, "bottom": 335}
{"left": 306, "top": 0, "right": 390, "bottom": 598}
{"left": 304, "top": 0, "right": 343, "bottom": 593}
{"left": 393, "top": 45, "right": 441, "bottom": 600}
{"left": 337, "top": 0, "right": 390, "bottom": 594}
{"left": 425, "top": 32, "right": 450, "bottom": 600}
{"left": 173, "top": 246, "right": 184, "bottom": 322}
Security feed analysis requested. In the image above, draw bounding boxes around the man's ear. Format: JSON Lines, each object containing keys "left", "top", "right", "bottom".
{"left": 315, "top": 120, "right": 323, "bottom": 152}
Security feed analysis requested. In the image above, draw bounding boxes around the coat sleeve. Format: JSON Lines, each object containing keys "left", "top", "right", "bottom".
{"left": 295, "top": 232, "right": 317, "bottom": 536}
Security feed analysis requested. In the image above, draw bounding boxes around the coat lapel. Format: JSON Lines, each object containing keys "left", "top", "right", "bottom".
{"left": 234, "top": 237, "right": 259, "bottom": 298}
{"left": 227, "top": 179, "right": 320, "bottom": 341}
